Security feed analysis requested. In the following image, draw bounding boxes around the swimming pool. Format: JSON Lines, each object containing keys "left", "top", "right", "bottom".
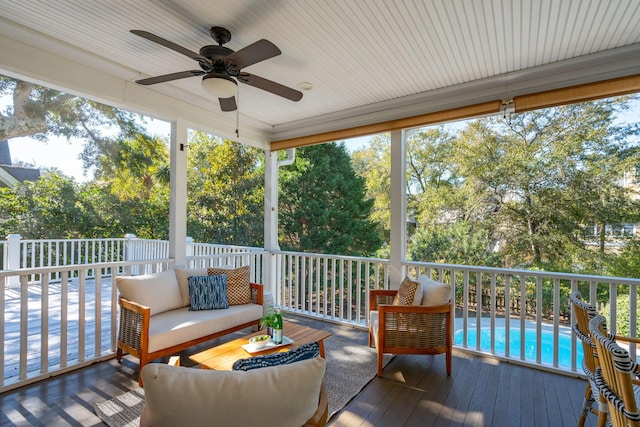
{"left": 454, "top": 327, "right": 583, "bottom": 367}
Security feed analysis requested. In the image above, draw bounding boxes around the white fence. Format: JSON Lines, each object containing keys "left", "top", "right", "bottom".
{"left": 3, "top": 238, "right": 640, "bottom": 392}
{"left": 0, "top": 258, "right": 172, "bottom": 392}
{"left": 0, "top": 240, "right": 265, "bottom": 393}
{"left": 274, "top": 250, "right": 640, "bottom": 376}
{"left": 1, "top": 234, "right": 265, "bottom": 287}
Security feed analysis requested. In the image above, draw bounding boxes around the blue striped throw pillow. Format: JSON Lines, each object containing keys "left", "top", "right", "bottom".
{"left": 188, "top": 275, "right": 229, "bottom": 310}
{"left": 232, "top": 342, "right": 321, "bottom": 371}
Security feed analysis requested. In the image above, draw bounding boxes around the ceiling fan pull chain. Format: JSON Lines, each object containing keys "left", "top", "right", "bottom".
{"left": 235, "top": 91, "right": 240, "bottom": 138}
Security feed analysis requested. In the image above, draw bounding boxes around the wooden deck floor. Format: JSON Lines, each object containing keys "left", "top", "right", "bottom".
{"left": 0, "top": 315, "right": 596, "bottom": 427}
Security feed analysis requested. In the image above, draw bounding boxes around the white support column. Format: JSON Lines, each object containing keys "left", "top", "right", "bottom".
{"left": 389, "top": 129, "right": 406, "bottom": 289}
{"left": 6, "top": 233, "right": 21, "bottom": 288}
{"left": 169, "top": 119, "right": 188, "bottom": 268}
{"left": 264, "top": 149, "right": 279, "bottom": 296}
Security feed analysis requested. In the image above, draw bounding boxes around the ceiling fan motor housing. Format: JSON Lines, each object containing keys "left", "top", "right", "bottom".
{"left": 199, "top": 45, "right": 237, "bottom": 73}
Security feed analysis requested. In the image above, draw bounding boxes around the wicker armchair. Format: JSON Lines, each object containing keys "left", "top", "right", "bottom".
{"left": 589, "top": 315, "right": 640, "bottom": 427}
{"left": 569, "top": 291, "right": 608, "bottom": 427}
{"left": 368, "top": 289, "right": 452, "bottom": 377}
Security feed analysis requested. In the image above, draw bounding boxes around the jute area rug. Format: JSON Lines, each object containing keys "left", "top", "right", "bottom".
{"left": 95, "top": 335, "right": 393, "bottom": 426}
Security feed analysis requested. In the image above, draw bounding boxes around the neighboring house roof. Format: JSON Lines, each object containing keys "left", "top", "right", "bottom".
{"left": 0, "top": 140, "right": 41, "bottom": 188}
{"left": 0, "top": 165, "right": 41, "bottom": 183}
{"left": 0, "top": 165, "right": 41, "bottom": 188}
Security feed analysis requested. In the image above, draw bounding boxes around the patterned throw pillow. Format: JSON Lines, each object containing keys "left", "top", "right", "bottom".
{"left": 392, "top": 276, "right": 421, "bottom": 306}
{"left": 188, "top": 275, "right": 229, "bottom": 311}
{"left": 207, "top": 265, "right": 251, "bottom": 305}
{"left": 232, "top": 342, "right": 321, "bottom": 371}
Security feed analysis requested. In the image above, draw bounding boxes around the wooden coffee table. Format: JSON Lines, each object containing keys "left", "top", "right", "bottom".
{"left": 189, "top": 321, "right": 331, "bottom": 370}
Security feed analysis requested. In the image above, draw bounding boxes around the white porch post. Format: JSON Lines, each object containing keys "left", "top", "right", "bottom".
{"left": 169, "top": 119, "right": 188, "bottom": 267}
{"left": 264, "top": 149, "right": 279, "bottom": 298}
{"left": 389, "top": 129, "right": 406, "bottom": 289}
{"left": 6, "top": 233, "right": 21, "bottom": 288}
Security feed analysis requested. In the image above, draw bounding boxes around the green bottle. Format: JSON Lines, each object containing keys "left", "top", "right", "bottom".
{"left": 272, "top": 308, "right": 283, "bottom": 344}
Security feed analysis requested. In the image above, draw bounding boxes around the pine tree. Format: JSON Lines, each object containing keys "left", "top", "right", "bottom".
{"left": 279, "top": 143, "right": 381, "bottom": 256}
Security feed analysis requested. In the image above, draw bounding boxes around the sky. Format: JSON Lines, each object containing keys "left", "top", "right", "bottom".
{"left": 5, "top": 99, "right": 639, "bottom": 183}
{"left": 8, "top": 118, "right": 172, "bottom": 182}
{"left": 7, "top": 118, "right": 369, "bottom": 183}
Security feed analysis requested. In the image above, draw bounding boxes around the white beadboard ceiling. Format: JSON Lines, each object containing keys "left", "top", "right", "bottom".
{"left": 1, "top": 0, "right": 640, "bottom": 147}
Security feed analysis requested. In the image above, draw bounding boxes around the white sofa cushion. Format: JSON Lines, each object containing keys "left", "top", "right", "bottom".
{"left": 418, "top": 275, "right": 452, "bottom": 306}
{"left": 147, "top": 304, "right": 263, "bottom": 353}
{"left": 141, "top": 357, "right": 326, "bottom": 427}
{"left": 115, "top": 270, "right": 182, "bottom": 316}
{"left": 369, "top": 310, "right": 379, "bottom": 346}
{"left": 174, "top": 267, "right": 208, "bottom": 307}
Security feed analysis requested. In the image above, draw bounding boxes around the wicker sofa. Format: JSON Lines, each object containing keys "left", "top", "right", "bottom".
{"left": 115, "top": 267, "right": 264, "bottom": 384}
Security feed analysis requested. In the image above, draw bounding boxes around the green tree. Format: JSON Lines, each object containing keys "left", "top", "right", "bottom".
{"left": 409, "top": 221, "right": 501, "bottom": 266}
{"left": 0, "top": 171, "right": 82, "bottom": 238}
{"left": 606, "top": 239, "right": 640, "bottom": 278}
{"left": 279, "top": 143, "right": 381, "bottom": 256}
{"left": 351, "top": 134, "right": 391, "bottom": 243}
{"left": 76, "top": 181, "right": 170, "bottom": 240}
{"left": 454, "top": 97, "right": 640, "bottom": 270}
{"left": 187, "top": 132, "right": 264, "bottom": 246}
{"left": 601, "top": 294, "right": 640, "bottom": 338}
{"left": 405, "top": 126, "right": 463, "bottom": 227}
{"left": 1, "top": 76, "right": 143, "bottom": 160}
{"left": 92, "top": 133, "right": 170, "bottom": 201}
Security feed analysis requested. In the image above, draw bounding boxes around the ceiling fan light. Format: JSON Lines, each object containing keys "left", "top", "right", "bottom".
{"left": 201, "top": 74, "right": 238, "bottom": 98}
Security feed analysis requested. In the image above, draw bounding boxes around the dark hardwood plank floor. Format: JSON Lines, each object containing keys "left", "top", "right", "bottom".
{"left": 0, "top": 315, "right": 595, "bottom": 427}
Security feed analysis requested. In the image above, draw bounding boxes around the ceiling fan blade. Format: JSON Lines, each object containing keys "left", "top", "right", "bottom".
{"left": 226, "top": 39, "right": 281, "bottom": 70}
{"left": 131, "top": 30, "right": 211, "bottom": 67}
{"left": 237, "top": 73, "right": 303, "bottom": 101}
{"left": 135, "top": 70, "right": 205, "bottom": 85}
{"left": 219, "top": 96, "right": 237, "bottom": 112}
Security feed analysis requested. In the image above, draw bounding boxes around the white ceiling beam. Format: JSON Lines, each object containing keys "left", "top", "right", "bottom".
{"left": 270, "top": 43, "right": 640, "bottom": 142}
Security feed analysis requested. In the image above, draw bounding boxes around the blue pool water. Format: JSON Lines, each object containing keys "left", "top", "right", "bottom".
{"left": 454, "top": 327, "right": 583, "bottom": 367}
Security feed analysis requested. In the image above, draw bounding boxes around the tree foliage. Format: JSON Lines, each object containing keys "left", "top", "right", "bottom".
{"left": 186, "top": 132, "right": 264, "bottom": 246}
{"left": 279, "top": 143, "right": 381, "bottom": 256}
{"left": 0, "top": 171, "right": 81, "bottom": 238}
{"left": 0, "top": 76, "right": 143, "bottom": 153}
{"left": 352, "top": 96, "right": 640, "bottom": 272}
{"left": 351, "top": 134, "right": 391, "bottom": 243}
{"left": 409, "top": 221, "right": 501, "bottom": 266}
{"left": 453, "top": 98, "right": 640, "bottom": 270}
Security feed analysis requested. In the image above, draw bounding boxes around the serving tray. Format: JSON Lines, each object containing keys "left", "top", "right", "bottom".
{"left": 241, "top": 336, "right": 294, "bottom": 354}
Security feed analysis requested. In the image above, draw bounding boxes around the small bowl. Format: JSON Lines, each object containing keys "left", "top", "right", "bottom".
{"left": 248, "top": 334, "right": 270, "bottom": 350}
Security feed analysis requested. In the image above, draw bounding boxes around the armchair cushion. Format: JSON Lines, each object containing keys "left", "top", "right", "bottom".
{"left": 418, "top": 275, "right": 452, "bottom": 307}
{"left": 392, "top": 276, "right": 423, "bottom": 305}
{"left": 115, "top": 270, "right": 182, "bottom": 316}
{"left": 187, "top": 275, "right": 229, "bottom": 311}
{"left": 208, "top": 265, "right": 251, "bottom": 305}
{"left": 141, "top": 357, "right": 326, "bottom": 427}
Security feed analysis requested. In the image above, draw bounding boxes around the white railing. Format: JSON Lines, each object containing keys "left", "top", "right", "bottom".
{"left": 2, "top": 234, "right": 170, "bottom": 285}
{"left": 0, "top": 246, "right": 267, "bottom": 393}
{"left": 405, "top": 262, "right": 640, "bottom": 374}
{"left": 3, "top": 238, "right": 640, "bottom": 391}
{"left": 273, "top": 251, "right": 390, "bottom": 325}
{"left": 0, "top": 258, "right": 173, "bottom": 392}
{"left": 187, "top": 248, "right": 267, "bottom": 285}
{"left": 273, "top": 250, "right": 640, "bottom": 377}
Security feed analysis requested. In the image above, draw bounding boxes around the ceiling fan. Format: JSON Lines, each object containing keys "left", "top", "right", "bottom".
{"left": 130, "top": 26, "right": 303, "bottom": 112}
